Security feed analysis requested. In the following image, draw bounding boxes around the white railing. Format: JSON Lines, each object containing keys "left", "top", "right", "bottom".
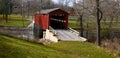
{"left": 68, "top": 28, "right": 79, "bottom": 36}
{"left": 49, "top": 26, "right": 57, "bottom": 36}
{"left": 68, "top": 28, "right": 87, "bottom": 41}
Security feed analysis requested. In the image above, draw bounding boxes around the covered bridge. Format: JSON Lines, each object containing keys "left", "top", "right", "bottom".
{"left": 34, "top": 8, "right": 69, "bottom": 38}
{"left": 34, "top": 8, "right": 69, "bottom": 30}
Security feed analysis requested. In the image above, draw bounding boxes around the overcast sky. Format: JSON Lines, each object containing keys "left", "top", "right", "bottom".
{"left": 52, "top": 0, "right": 80, "bottom": 6}
{"left": 52, "top": 0, "right": 58, "bottom": 3}
{"left": 52, "top": 0, "right": 74, "bottom": 6}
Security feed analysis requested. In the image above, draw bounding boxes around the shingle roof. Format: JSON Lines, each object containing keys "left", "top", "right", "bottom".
{"left": 40, "top": 8, "right": 60, "bottom": 14}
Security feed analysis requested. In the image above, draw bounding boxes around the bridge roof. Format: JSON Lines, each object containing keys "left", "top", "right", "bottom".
{"left": 40, "top": 8, "right": 68, "bottom": 14}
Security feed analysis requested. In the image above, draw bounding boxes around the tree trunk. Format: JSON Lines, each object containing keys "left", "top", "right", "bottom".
{"left": 96, "top": 0, "right": 103, "bottom": 46}
{"left": 79, "top": 15, "right": 84, "bottom": 37}
{"left": 5, "top": 7, "right": 8, "bottom": 23}
{"left": 97, "top": 18, "right": 101, "bottom": 46}
{"left": 5, "top": 13, "right": 8, "bottom": 23}
{"left": 109, "top": 17, "right": 114, "bottom": 29}
{"left": 3, "top": 12, "right": 5, "bottom": 19}
{"left": 86, "top": 16, "right": 89, "bottom": 39}
{"left": 4, "top": 0, "right": 9, "bottom": 23}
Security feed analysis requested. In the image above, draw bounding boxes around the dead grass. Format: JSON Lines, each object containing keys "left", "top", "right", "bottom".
{"left": 101, "top": 38, "right": 120, "bottom": 57}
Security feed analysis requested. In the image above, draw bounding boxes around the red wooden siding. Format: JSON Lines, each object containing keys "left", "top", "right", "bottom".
{"left": 34, "top": 14, "right": 39, "bottom": 25}
{"left": 40, "top": 15, "right": 49, "bottom": 30}
{"left": 34, "top": 8, "right": 68, "bottom": 30}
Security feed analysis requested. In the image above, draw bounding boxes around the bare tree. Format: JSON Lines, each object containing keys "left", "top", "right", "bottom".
{"left": 3, "top": 0, "right": 12, "bottom": 23}
{"left": 96, "top": 0, "right": 103, "bottom": 46}
{"left": 73, "top": 0, "right": 95, "bottom": 37}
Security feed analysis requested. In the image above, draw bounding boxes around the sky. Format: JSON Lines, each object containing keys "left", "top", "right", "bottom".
{"left": 52, "top": 0, "right": 59, "bottom": 3}
{"left": 52, "top": 0, "right": 79, "bottom": 3}
{"left": 52, "top": 0, "right": 80, "bottom": 6}
{"left": 52, "top": 0, "right": 74, "bottom": 6}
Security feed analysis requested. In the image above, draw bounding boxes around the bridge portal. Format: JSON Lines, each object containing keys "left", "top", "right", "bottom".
{"left": 34, "top": 8, "right": 69, "bottom": 38}
{"left": 34, "top": 8, "right": 68, "bottom": 30}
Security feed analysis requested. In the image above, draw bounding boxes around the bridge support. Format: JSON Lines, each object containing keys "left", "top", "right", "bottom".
{"left": 44, "top": 29, "right": 58, "bottom": 42}
{"left": 33, "top": 23, "right": 43, "bottom": 38}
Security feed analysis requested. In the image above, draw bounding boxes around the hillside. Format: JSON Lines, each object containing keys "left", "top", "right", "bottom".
{"left": 0, "top": 35, "right": 114, "bottom": 58}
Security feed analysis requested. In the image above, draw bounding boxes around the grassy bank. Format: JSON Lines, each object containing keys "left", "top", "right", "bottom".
{"left": 0, "top": 35, "right": 115, "bottom": 58}
{"left": 0, "top": 15, "right": 31, "bottom": 27}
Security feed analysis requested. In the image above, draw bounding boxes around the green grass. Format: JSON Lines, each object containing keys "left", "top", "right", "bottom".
{"left": 68, "top": 19, "right": 80, "bottom": 28}
{"left": 0, "top": 15, "right": 31, "bottom": 27}
{"left": 0, "top": 35, "right": 115, "bottom": 58}
{"left": 68, "top": 18, "right": 120, "bottom": 29}
{"left": 68, "top": 19, "right": 96, "bottom": 30}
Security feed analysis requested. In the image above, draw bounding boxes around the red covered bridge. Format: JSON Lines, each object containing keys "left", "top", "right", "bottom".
{"left": 34, "top": 8, "right": 69, "bottom": 30}
{"left": 33, "top": 8, "right": 86, "bottom": 42}
{"left": 34, "top": 8, "right": 69, "bottom": 38}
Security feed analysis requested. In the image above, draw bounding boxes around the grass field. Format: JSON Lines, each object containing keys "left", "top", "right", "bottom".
{"left": 68, "top": 17, "right": 120, "bottom": 29}
{"left": 0, "top": 35, "right": 115, "bottom": 58}
{"left": 68, "top": 19, "right": 80, "bottom": 28}
{"left": 0, "top": 15, "right": 31, "bottom": 27}
{"left": 68, "top": 19, "right": 96, "bottom": 30}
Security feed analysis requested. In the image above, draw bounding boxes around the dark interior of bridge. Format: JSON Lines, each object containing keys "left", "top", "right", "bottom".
{"left": 50, "top": 14, "right": 65, "bottom": 29}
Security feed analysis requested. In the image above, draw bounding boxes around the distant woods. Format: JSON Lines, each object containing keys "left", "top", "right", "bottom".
{"left": 72, "top": 0, "right": 120, "bottom": 46}
{"left": 0, "top": 0, "right": 13, "bottom": 22}
{"left": 0, "top": 0, "right": 72, "bottom": 18}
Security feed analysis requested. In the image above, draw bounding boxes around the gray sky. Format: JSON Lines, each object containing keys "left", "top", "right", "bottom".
{"left": 52, "top": 0, "right": 80, "bottom": 6}
{"left": 52, "top": 0, "right": 59, "bottom": 3}
{"left": 52, "top": 0, "right": 74, "bottom": 6}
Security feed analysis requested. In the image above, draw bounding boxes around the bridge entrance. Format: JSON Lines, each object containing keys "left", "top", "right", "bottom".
{"left": 50, "top": 14, "right": 66, "bottom": 29}
{"left": 34, "top": 8, "right": 68, "bottom": 31}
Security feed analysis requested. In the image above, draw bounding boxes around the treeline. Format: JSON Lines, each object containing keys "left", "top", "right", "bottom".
{"left": 0, "top": 0, "right": 70, "bottom": 22}
{"left": 0, "top": 0, "right": 13, "bottom": 22}
{"left": 0, "top": 0, "right": 70, "bottom": 15}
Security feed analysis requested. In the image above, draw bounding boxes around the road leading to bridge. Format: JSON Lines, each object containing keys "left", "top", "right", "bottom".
{"left": 56, "top": 30, "right": 86, "bottom": 41}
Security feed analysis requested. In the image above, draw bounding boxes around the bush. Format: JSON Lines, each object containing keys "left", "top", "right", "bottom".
{"left": 101, "top": 29, "right": 111, "bottom": 39}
